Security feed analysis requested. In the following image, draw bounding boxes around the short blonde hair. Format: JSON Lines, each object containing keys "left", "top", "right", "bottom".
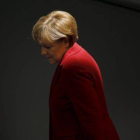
{"left": 32, "top": 10, "right": 79, "bottom": 46}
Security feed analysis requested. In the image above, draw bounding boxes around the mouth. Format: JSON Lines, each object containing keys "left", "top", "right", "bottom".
{"left": 46, "top": 56, "right": 51, "bottom": 58}
{"left": 47, "top": 57, "right": 52, "bottom": 59}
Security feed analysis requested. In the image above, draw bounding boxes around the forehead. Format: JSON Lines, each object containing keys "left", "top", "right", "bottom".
{"left": 38, "top": 40, "right": 53, "bottom": 45}
{"left": 38, "top": 39, "right": 63, "bottom": 46}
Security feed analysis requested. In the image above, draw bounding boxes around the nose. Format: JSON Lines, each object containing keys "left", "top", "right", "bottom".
{"left": 41, "top": 46, "right": 48, "bottom": 55}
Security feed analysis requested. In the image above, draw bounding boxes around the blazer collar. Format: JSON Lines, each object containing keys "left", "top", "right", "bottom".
{"left": 59, "top": 42, "right": 82, "bottom": 67}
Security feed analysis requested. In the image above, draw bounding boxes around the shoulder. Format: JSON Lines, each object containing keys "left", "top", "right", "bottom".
{"left": 60, "top": 49, "right": 102, "bottom": 84}
{"left": 62, "top": 48, "right": 100, "bottom": 74}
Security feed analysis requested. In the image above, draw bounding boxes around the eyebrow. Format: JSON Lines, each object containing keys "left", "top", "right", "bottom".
{"left": 39, "top": 43, "right": 49, "bottom": 46}
{"left": 39, "top": 42, "right": 52, "bottom": 46}
{"left": 39, "top": 44, "right": 52, "bottom": 49}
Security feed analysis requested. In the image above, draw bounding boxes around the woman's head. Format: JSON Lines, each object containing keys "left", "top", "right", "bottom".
{"left": 32, "top": 10, "right": 79, "bottom": 64}
{"left": 32, "top": 10, "right": 78, "bottom": 46}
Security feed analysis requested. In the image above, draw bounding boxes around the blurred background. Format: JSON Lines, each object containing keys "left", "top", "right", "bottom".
{"left": 0, "top": 0, "right": 140, "bottom": 139}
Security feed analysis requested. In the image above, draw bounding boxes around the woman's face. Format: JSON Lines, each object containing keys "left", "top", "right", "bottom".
{"left": 39, "top": 39, "right": 70, "bottom": 64}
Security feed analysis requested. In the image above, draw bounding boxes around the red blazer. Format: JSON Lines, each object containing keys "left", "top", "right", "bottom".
{"left": 49, "top": 42, "right": 120, "bottom": 140}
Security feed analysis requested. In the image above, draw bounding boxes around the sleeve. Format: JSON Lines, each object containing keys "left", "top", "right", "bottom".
{"left": 63, "top": 65, "right": 104, "bottom": 140}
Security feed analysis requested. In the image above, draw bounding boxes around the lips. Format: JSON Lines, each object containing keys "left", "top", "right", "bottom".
{"left": 46, "top": 56, "right": 51, "bottom": 58}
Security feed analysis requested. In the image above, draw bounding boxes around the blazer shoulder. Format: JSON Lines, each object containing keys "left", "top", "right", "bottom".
{"left": 62, "top": 48, "right": 98, "bottom": 71}
{"left": 62, "top": 54, "right": 84, "bottom": 71}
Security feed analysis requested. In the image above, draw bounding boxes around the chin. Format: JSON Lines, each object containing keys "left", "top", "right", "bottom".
{"left": 49, "top": 60, "right": 58, "bottom": 64}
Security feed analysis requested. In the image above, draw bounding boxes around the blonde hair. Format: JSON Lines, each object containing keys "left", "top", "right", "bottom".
{"left": 32, "top": 10, "right": 79, "bottom": 46}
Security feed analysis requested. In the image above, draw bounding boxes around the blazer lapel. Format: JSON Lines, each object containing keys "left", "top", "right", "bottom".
{"left": 50, "top": 65, "right": 62, "bottom": 91}
{"left": 49, "top": 63, "right": 62, "bottom": 101}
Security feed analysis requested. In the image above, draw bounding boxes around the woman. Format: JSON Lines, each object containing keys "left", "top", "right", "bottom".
{"left": 32, "top": 10, "right": 120, "bottom": 140}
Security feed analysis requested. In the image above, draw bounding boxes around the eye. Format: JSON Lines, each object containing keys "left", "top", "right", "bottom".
{"left": 45, "top": 46, "right": 51, "bottom": 49}
{"left": 40, "top": 44, "right": 51, "bottom": 49}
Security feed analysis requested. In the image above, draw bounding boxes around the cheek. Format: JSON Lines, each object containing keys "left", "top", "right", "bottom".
{"left": 52, "top": 52, "right": 58, "bottom": 58}
{"left": 51, "top": 50, "right": 61, "bottom": 60}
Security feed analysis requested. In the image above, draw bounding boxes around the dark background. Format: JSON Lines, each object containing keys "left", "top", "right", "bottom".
{"left": 0, "top": 0, "right": 140, "bottom": 139}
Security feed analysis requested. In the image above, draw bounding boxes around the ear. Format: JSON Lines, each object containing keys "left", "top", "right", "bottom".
{"left": 63, "top": 38, "right": 69, "bottom": 43}
{"left": 63, "top": 38, "right": 70, "bottom": 48}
